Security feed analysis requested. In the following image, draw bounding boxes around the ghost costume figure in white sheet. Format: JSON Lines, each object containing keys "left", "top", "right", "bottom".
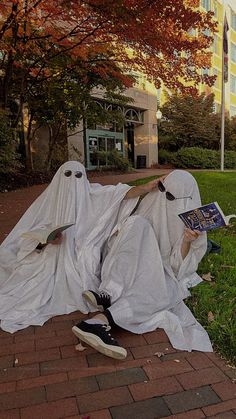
{"left": 99, "top": 170, "right": 213, "bottom": 352}
{"left": 0, "top": 161, "right": 137, "bottom": 333}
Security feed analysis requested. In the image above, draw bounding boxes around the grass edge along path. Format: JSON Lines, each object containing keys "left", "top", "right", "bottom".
{"left": 129, "top": 171, "right": 236, "bottom": 366}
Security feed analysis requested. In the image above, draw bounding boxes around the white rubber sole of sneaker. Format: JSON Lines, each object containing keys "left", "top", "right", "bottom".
{"left": 72, "top": 325, "right": 127, "bottom": 360}
{"left": 82, "top": 291, "right": 104, "bottom": 312}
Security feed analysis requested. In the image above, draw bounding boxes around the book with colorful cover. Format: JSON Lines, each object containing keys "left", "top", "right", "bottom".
{"left": 21, "top": 222, "right": 74, "bottom": 244}
{"left": 178, "top": 202, "right": 236, "bottom": 232}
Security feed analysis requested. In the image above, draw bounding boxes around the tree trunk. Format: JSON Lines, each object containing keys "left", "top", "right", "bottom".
{"left": 82, "top": 116, "right": 87, "bottom": 167}
{"left": 46, "top": 124, "right": 57, "bottom": 172}
{"left": 46, "top": 120, "right": 68, "bottom": 172}
{"left": 23, "top": 107, "right": 34, "bottom": 171}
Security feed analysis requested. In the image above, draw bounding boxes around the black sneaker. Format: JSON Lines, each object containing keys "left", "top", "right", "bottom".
{"left": 72, "top": 321, "right": 127, "bottom": 359}
{"left": 82, "top": 290, "right": 111, "bottom": 311}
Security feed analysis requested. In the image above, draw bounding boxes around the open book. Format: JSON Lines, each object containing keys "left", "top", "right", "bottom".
{"left": 21, "top": 222, "right": 75, "bottom": 244}
{"left": 178, "top": 202, "right": 236, "bottom": 232}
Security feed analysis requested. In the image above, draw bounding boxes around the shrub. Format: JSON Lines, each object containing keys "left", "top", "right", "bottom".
{"left": 158, "top": 149, "right": 178, "bottom": 166}
{"left": 108, "top": 150, "right": 131, "bottom": 171}
{"left": 0, "top": 111, "right": 21, "bottom": 174}
{"left": 95, "top": 150, "right": 131, "bottom": 172}
{"left": 159, "top": 147, "right": 236, "bottom": 169}
{"left": 176, "top": 147, "right": 219, "bottom": 169}
{"left": 225, "top": 151, "right": 236, "bottom": 169}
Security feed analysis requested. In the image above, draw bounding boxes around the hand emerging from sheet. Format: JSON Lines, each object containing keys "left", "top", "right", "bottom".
{"left": 183, "top": 228, "right": 202, "bottom": 243}
{"left": 181, "top": 228, "right": 202, "bottom": 259}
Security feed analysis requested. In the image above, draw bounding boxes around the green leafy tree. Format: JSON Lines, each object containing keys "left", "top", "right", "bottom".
{"left": 25, "top": 53, "right": 131, "bottom": 171}
{"left": 159, "top": 92, "right": 220, "bottom": 151}
{"left": 0, "top": 111, "right": 21, "bottom": 173}
{"left": 228, "top": 116, "right": 236, "bottom": 151}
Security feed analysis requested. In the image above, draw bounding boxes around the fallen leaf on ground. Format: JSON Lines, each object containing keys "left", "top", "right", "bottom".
{"left": 208, "top": 311, "right": 215, "bottom": 322}
{"left": 75, "top": 342, "right": 87, "bottom": 351}
{"left": 154, "top": 351, "right": 164, "bottom": 358}
{"left": 202, "top": 272, "right": 214, "bottom": 282}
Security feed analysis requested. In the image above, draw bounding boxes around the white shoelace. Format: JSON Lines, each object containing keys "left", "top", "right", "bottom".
{"left": 101, "top": 324, "right": 115, "bottom": 340}
{"left": 99, "top": 291, "right": 110, "bottom": 300}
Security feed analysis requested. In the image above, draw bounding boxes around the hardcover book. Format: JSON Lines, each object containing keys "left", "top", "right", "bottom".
{"left": 178, "top": 202, "right": 236, "bottom": 232}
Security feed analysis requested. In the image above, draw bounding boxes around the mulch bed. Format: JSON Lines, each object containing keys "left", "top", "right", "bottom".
{"left": 0, "top": 169, "right": 131, "bottom": 193}
{"left": 0, "top": 171, "right": 53, "bottom": 193}
{"left": 0, "top": 165, "right": 172, "bottom": 193}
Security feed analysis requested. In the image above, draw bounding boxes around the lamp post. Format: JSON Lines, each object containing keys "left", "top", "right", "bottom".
{"left": 155, "top": 110, "right": 162, "bottom": 165}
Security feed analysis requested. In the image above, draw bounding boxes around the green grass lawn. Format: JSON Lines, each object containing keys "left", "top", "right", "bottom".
{"left": 130, "top": 171, "right": 236, "bottom": 365}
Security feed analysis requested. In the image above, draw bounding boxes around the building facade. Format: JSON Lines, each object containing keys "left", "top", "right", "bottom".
{"left": 68, "top": 0, "right": 236, "bottom": 169}
{"left": 68, "top": 76, "right": 158, "bottom": 170}
{"left": 199, "top": 0, "right": 236, "bottom": 117}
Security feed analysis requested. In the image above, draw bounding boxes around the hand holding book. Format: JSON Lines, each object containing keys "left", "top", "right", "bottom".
{"left": 183, "top": 228, "right": 202, "bottom": 242}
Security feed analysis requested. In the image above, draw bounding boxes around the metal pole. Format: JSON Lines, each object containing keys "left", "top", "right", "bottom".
{"left": 220, "top": 1, "right": 226, "bottom": 172}
{"left": 220, "top": 58, "right": 225, "bottom": 172}
{"left": 156, "top": 123, "right": 159, "bottom": 165}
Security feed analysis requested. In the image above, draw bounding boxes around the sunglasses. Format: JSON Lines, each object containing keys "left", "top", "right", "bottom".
{"left": 64, "top": 170, "right": 83, "bottom": 178}
{"left": 158, "top": 181, "right": 192, "bottom": 201}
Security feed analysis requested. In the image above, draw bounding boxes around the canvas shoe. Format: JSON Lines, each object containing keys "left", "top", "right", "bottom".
{"left": 82, "top": 290, "right": 111, "bottom": 311}
{"left": 72, "top": 321, "right": 127, "bottom": 359}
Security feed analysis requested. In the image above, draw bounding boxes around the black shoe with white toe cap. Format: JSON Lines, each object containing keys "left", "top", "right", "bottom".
{"left": 82, "top": 290, "right": 111, "bottom": 311}
{"left": 72, "top": 321, "right": 127, "bottom": 360}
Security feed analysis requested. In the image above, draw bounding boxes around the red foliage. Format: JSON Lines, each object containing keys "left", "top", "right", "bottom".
{"left": 0, "top": 0, "right": 217, "bottom": 97}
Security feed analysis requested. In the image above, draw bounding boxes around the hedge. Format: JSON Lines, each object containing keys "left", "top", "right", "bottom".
{"left": 159, "top": 147, "right": 236, "bottom": 169}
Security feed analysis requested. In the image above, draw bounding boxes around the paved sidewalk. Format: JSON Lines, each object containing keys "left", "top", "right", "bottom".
{"left": 0, "top": 169, "right": 235, "bottom": 419}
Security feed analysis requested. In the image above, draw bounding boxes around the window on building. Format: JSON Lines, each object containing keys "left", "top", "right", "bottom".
{"left": 213, "top": 0, "right": 218, "bottom": 17}
{"left": 213, "top": 102, "right": 221, "bottom": 113}
{"left": 129, "top": 71, "right": 145, "bottom": 90}
{"left": 230, "top": 106, "right": 236, "bottom": 117}
{"left": 213, "top": 35, "right": 219, "bottom": 54}
{"left": 231, "top": 43, "right": 236, "bottom": 63}
{"left": 202, "top": 68, "right": 210, "bottom": 76}
{"left": 188, "top": 28, "right": 196, "bottom": 36}
{"left": 156, "top": 88, "right": 161, "bottom": 106}
{"left": 213, "top": 68, "right": 220, "bottom": 89}
{"left": 125, "top": 109, "right": 140, "bottom": 122}
{"left": 230, "top": 75, "right": 236, "bottom": 94}
{"left": 203, "top": 28, "right": 211, "bottom": 37}
{"left": 202, "top": 0, "right": 211, "bottom": 11}
{"left": 232, "top": 11, "right": 236, "bottom": 31}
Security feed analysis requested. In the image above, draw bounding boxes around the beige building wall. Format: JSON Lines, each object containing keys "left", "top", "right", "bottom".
{"left": 68, "top": 122, "right": 85, "bottom": 164}
{"left": 124, "top": 84, "right": 158, "bottom": 167}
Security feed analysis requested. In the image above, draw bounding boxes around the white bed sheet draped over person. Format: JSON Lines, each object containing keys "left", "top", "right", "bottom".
{"left": 0, "top": 161, "right": 137, "bottom": 333}
{"left": 99, "top": 170, "right": 213, "bottom": 352}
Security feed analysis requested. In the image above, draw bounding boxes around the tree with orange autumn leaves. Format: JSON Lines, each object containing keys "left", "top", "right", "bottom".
{"left": 0, "top": 0, "right": 217, "bottom": 170}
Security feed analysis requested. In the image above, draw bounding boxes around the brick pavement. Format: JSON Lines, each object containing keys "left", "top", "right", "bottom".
{"left": 0, "top": 168, "right": 235, "bottom": 419}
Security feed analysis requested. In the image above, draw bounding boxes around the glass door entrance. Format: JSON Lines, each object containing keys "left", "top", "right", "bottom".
{"left": 88, "top": 135, "right": 116, "bottom": 168}
{"left": 97, "top": 136, "right": 115, "bottom": 166}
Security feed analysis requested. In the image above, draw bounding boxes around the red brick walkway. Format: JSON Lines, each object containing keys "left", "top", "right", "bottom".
{"left": 0, "top": 169, "right": 235, "bottom": 419}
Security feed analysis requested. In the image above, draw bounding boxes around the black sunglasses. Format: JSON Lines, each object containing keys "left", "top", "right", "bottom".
{"left": 64, "top": 170, "right": 83, "bottom": 178}
{"left": 158, "top": 181, "right": 192, "bottom": 201}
